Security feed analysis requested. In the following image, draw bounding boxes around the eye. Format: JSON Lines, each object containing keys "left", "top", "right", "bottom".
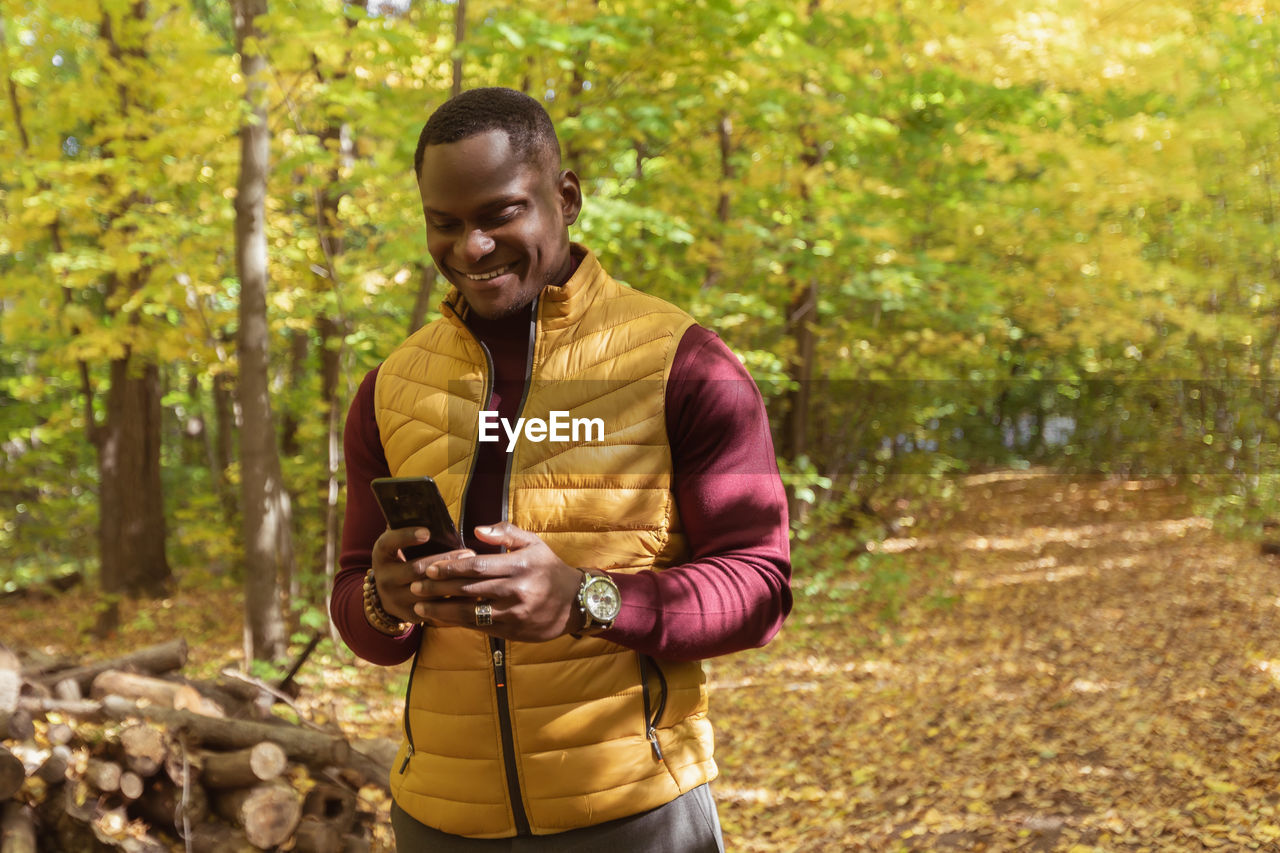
{"left": 429, "top": 218, "right": 459, "bottom": 232}
{"left": 488, "top": 205, "right": 522, "bottom": 226}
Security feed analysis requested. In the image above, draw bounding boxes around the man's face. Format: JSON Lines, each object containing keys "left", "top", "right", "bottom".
{"left": 417, "top": 129, "right": 581, "bottom": 320}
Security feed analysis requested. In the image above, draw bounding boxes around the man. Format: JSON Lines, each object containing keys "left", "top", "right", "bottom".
{"left": 333, "top": 87, "right": 791, "bottom": 851}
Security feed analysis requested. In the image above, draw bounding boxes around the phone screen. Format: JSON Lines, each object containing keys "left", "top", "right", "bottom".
{"left": 370, "top": 476, "right": 464, "bottom": 559}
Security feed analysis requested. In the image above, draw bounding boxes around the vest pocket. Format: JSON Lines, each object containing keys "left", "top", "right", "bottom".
{"left": 399, "top": 645, "right": 424, "bottom": 774}
{"left": 638, "top": 654, "right": 668, "bottom": 763}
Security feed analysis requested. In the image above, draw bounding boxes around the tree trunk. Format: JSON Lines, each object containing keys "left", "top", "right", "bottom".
{"left": 280, "top": 329, "right": 308, "bottom": 460}
{"left": 409, "top": 264, "right": 438, "bottom": 333}
{"left": 451, "top": 0, "right": 466, "bottom": 97}
{"left": 701, "top": 112, "right": 734, "bottom": 292}
{"left": 233, "top": 0, "right": 290, "bottom": 664}
{"left": 211, "top": 369, "right": 238, "bottom": 526}
{"left": 98, "top": 358, "right": 171, "bottom": 604}
{"left": 317, "top": 314, "right": 345, "bottom": 649}
{"left": 784, "top": 277, "right": 818, "bottom": 523}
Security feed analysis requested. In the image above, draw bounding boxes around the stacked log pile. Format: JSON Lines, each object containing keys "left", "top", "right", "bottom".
{"left": 0, "top": 639, "right": 394, "bottom": 852}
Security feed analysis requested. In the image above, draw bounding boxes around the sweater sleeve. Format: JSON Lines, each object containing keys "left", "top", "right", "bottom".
{"left": 602, "top": 326, "right": 793, "bottom": 661}
{"left": 331, "top": 367, "right": 422, "bottom": 665}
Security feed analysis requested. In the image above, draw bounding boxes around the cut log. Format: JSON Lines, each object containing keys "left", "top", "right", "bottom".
{"left": 91, "top": 805, "right": 169, "bottom": 853}
{"left": 173, "top": 688, "right": 227, "bottom": 719}
{"left": 0, "top": 651, "right": 21, "bottom": 746}
{"left": 0, "top": 801, "right": 37, "bottom": 853}
{"left": 343, "top": 835, "right": 372, "bottom": 853}
{"left": 185, "top": 821, "right": 254, "bottom": 853}
{"left": 33, "top": 640, "right": 187, "bottom": 693}
{"left": 35, "top": 745, "right": 72, "bottom": 785}
{"left": 303, "top": 781, "right": 357, "bottom": 833}
{"left": 10, "top": 648, "right": 66, "bottom": 679}
{"left": 179, "top": 676, "right": 266, "bottom": 721}
{"left": 0, "top": 645, "right": 21, "bottom": 691}
{"left": 216, "top": 668, "right": 315, "bottom": 725}
{"left": 99, "top": 696, "right": 352, "bottom": 769}
{"left": 118, "top": 770, "right": 144, "bottom": 802}
{"left": 17, "top": 696, "right": 104, "bottom": 722}
{"left": 85, "top": 758, "right": 123, "bottom": 794}
{"left": 0, "top": 747, "right": 23, "bottom": 800}
{"left": 92, "top": 670, "right": 223, "bottom": 718}
{"left": 1, "top": 709, "right": 33, "bottom": 743}
{"left": 212, "top": 782, "right": 302, "bottom": 849}
{"left": 346, "top": 744, "right": 394, "bottom": 791}
{"left": 118, "top": 723, "right": 169, "bottom": 777}
{"left": 46, "top": 721, "right": 74, "bottom": 746}
{"left": 294, "top": 815, "right": 342, "bottom": 853}
{"left": 162, "top": 740, "right": 191, "bottom": 787}
{"left": 40, "top": 783, "right": 168, "bottom": 852}
{"left": 199, "top": 742, "right": 287, "bottom": 789}
{"left": 129, "top": 775, "right": 209, "bottom": 832}
{"left": 53, "top": 678, "right": 82, "bottom": 702}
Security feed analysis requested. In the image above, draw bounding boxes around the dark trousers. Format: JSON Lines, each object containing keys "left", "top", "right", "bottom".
{"left": 391, "top": 784, "right": 726, "bottom": 852}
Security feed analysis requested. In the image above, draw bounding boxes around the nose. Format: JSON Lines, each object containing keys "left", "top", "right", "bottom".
{"left": 459, "top": 228, "right": 495, "bottom": 263}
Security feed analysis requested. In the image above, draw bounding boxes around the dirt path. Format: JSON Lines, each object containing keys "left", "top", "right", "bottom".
{"left": 713, "top": 471, "right": 1280, "bottom": 852}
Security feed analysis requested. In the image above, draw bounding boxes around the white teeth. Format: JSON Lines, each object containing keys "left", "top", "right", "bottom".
{"left": 465, "top": 265, "right": 513, "bottom": 281}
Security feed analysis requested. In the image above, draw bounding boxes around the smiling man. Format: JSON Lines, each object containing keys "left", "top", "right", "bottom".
{"left": 333, "top": 87, "right": 792, "bottom": 852}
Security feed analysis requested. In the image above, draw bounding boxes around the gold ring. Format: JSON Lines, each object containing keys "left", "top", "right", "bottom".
{"left": 475, "top": 602, "right": 493, "bottom": 627}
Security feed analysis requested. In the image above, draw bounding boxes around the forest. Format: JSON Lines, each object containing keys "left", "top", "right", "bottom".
{"left": 3, "top": 0, "right": 1273, "bottom": 654}
{"left": 1, "top": 1, "right": 1278, "bottom": 848}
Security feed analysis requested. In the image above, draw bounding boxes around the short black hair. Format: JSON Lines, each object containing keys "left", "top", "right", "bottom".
{"left": 414, "top": 87, "right": 561, "bottom": 179}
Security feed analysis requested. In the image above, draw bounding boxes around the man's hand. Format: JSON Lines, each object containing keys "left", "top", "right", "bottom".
{"left": 409, "top": 522, "right": 584, "bottom": 642}
{"left": 371, "top": 526, "right": 474, "bottom": 624}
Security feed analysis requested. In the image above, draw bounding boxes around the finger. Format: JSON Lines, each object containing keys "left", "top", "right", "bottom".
{"left": 472, "top": 521, "right": 541, "bottom": 551}
{"left": 423, "top": 551, "right": 516, "bottom": 582}
{"left": 404, "top": 548, "right": 476, "bottom": 573}
{"left": 374, "top": 526, "right": 433, "bottom": 562}
{"left": 410, "top": 576, "right": 505, "bottom": 600}
{"left": 414, "top": 596, "right": 499, "bottom": 629}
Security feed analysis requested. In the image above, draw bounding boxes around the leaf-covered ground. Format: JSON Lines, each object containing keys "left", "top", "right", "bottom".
{"left": 713, "top": 470, "right": 1280, "bottom": 851}
{"left": 6, "top": 470, "right": 1277, "bottom": 850}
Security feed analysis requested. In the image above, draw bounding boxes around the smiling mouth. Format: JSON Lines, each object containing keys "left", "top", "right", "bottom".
{"left": 461, "top": 263, "right": 516, "bottom": 282}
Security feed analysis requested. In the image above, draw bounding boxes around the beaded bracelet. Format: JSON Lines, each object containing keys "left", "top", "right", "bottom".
{"left": 363, "top": 568, "right": 411, "bottom": 636}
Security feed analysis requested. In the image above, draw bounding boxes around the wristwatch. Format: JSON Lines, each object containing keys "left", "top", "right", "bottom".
{"left": 575, "top": 570, "right": 621, "bottom": 635}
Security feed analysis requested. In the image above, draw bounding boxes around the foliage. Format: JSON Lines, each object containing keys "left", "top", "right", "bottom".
{"left": 1, "top": 0, "right": 1276, "bottom": 604}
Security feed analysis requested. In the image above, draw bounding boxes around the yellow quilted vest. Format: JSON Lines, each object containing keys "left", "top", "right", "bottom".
{"left": 373, "top": 249, "right": 716, "bottom": 838}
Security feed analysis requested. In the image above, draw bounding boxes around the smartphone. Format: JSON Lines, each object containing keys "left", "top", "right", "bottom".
{"left": 370, "top": 476, "right": 464, "bottom": 560}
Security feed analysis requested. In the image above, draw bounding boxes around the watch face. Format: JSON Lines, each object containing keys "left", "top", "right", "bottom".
{"left": 584, "top": 577, "right": 621, "bottom": 621}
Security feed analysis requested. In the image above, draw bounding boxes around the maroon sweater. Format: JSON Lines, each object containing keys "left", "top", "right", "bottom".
{"left": 333, "top": 301, "right": 792, "bottom": 665}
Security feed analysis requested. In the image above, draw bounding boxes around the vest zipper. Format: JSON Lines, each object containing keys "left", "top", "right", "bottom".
{"left": 638, "top": 654, "right": 668, "bottom": 763}
{"left": 398, "top": 643, "right": 424, "bottom": 773}
{"left": 490, "top": 639, "right": 528, "bottom": 834}
{"left": 491, "top": 294, "right": 539, "bottom": 835}
{"left": 398, "top": 303, "right": 492, "bottom": 779}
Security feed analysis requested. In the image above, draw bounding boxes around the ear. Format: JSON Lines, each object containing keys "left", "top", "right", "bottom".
{"left": 558, "top": 169, "right": 582, "bottom": 226}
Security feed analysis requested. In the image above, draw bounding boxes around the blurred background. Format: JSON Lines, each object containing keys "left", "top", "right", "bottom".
{"left": 1, "top": 0, "right": 1276, "bottom": 661}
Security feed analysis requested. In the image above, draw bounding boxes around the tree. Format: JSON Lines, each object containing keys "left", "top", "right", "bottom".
{"left": 0, "top": 0, "right": 254, "bottom": 624}
{"left": 232, "top": 0, "right": 290, "bottom": 664}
